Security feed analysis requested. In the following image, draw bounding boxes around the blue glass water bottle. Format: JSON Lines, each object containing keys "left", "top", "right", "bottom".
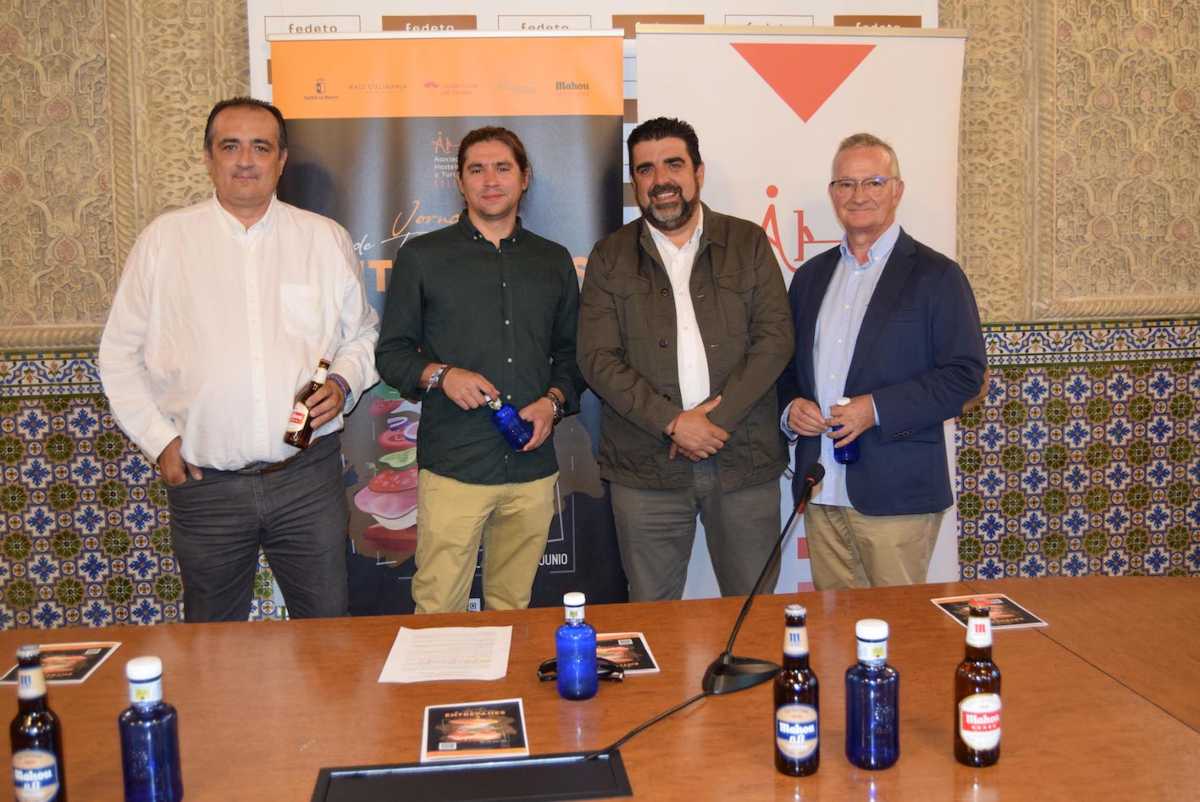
{"left": 832, "top": 396, "right": 860, "bottom": 465}
{"left": 118, "top": 656, "right": 183, "bottom": 802}
{"left": 555, "top": 592, "right": 598, "bottom": 700}
{"left": 845, "top": 619, "right": 900, "bottom": 770}
{"left": 486, "top": 396, "right": 533, "bottom": 451}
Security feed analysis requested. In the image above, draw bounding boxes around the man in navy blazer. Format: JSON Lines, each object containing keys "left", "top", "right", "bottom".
{"left": 777, "top": 133, "right": 986, "bottom": 589}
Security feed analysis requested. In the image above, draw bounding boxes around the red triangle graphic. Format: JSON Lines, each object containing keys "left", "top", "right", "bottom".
{"left": 732, "top": 43, "right": 875, "bottom": 122}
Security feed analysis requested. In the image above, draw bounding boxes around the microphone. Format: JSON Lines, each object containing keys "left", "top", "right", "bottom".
{"left": 701, "top": 462, "right": 825, "bottom": 695}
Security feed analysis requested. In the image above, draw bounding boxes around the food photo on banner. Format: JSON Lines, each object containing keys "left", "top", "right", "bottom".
{"left": 269, "top": 32, "right": 627, "bottom": 613}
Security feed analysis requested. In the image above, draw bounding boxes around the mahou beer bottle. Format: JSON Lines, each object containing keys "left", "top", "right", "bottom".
{"left": 10, "top": 645, "right": 67, "bottom": 801}
{"left": 283, "top": 359, "right": 331, "bottom": 448}
{"left": 774, "top": 604, "right": 819, "bottom": 776}
{"left": 955, "top": 599, "right": 1002, "bottom": 766}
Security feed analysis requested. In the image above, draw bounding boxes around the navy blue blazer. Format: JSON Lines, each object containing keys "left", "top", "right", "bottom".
{"left": 776, "top": 228, "right": 986, "bottom": 515}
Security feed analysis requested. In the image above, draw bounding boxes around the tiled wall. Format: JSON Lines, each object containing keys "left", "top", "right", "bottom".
{"left": 2, "top": 319, "right": 1197, "bottom": 628}
{"left": 0, "top": 354, "right": 280, "bottom": 628}
{"left": 957, "top": 320, "right": 1200, "bottom": 579}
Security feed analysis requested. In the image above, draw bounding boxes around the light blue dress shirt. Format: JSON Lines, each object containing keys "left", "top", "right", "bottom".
{"left": 785, "top": 222, "right": 900, "bottom": 507}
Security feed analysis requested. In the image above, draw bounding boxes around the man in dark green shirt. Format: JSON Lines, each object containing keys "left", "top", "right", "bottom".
{"left": 375, "top": 127, "right": 584, "bottom": 613}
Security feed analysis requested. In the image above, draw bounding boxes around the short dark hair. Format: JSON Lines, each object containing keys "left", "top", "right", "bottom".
{"left": 457, "top": 126, "right": 531, "bottom": 178}
{"left": 204, "top": 97, "right": 288, "bottom": 153}
{"left": 626, "top": 117, "right": 702, "bottom": 173}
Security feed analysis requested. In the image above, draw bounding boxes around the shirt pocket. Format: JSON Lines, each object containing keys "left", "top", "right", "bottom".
{"left": 715, "top": 268, "right": 755, "bottom": 336}
{"left": 280, "top": 283, "right": 323, "bottom": 339}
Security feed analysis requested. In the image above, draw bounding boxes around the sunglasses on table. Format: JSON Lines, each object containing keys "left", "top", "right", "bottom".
{"left": 536, "top": 656, "right": 625, "bottom": 682}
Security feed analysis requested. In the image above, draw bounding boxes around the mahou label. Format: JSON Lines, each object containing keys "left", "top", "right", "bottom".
{"left": 958, "top": 693, "right": 1001, "bottom": 750}
{"left": 775, "top": 704, "right": 819, "bottom": 760}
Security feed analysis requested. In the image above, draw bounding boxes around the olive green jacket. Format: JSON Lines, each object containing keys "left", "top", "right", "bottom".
{"left": 578, "top": 205, "right": 794, "bottom": 491}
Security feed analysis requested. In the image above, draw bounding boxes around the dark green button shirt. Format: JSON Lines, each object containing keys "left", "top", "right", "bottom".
{"left": 375, "top": 214, "right": 584, "bottom": 485}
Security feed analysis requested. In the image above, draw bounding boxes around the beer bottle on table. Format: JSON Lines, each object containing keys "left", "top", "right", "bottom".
{"left": 955, "top": 599, "right": 1002, "bottom": 767}
{"left": 774, "top": 604, "right": 819, "bottom": 776}
{"left": 10, "top": 645, "right": 67, "bottom": 802}
{"left": 555, "top": 592, "right": 598, "bottom": 700}
{"left": 119, "top": 656, "right": 183, "bottom": 802}
{"left": 845, "top": 619, "right": 900, "bottom": 770}
{"left": 283, "top": 358, "right": 331, "bottom": 449}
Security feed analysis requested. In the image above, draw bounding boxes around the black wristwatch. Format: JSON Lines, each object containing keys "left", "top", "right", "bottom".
{"left": 426, "top": 364, "right": 449, "bottom": 392}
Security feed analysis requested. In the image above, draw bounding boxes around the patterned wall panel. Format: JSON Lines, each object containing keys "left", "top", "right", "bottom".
{"left": 940, "top": 0, "right": 1034, "bottom": 323}
{"left": 1035, "top": 1, "right": 1200, "bottom": 319}
{"left": 0, "top": 0, "right": 249, "bottom": 348}
{"left": 0, "top": 352, "right": 279, "bottom": 628}
{"left": 3, "top": 1, "right": 1198, "bottom": 339}
{"left": 958, "top": 320, "right": 1200, "bottom": 581}
{"left": 4, "top": 322, "right": 1196, "bottom": 629}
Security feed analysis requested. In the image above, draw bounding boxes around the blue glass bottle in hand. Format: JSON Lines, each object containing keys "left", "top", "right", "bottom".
{"left": 119, "top": 656, "right": 183, "bottom": 802}
{"left": 832, "top": 396, "right": 860, "bottom": 465}
{"left": 845, "top": 619, "right": 899, "bottom": 770}
{"left": 555, "top": 592, "right": 598, "bottom": 701}
{"left": 486, "top": 395, "right": 532, "bottom": 451}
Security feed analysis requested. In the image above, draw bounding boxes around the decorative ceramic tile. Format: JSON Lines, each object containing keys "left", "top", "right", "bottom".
{"left": 959, "top": 320, "right": 1200, "bottom": 581}
{"left": 0, "top": 383, "right": 282, "bottom": 628}
{"left": 3, "top": 322, "right": 1198, "bottom": 629}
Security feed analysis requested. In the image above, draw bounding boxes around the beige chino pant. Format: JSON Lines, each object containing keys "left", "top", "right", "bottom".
{"left": 413, "top": 469, "right": 558, "bottom": 613}
{"left": 804, "top": 503, "right": 945, "bottom": 590}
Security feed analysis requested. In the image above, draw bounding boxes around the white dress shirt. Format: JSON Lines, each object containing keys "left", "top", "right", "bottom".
{"left": 647, "top": 208, "right": 710, "bottom": 410}
{"left": 784, "top": 222, "right": 899, "bottom": 506}
{"left": 99, "top": 195, "right": 380, "bottom": 470}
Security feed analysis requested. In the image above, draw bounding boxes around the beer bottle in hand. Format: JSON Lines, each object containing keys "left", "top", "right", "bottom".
{"left": 284, "top": 359, "right": 331, "bottom": 449}
{"left": 774, "top": 604, "right": 819, "bottom": 776}
{"left": 10, "top": 645, "right": 67, "bottom": 801}
{"left": 955, "top": 599, "right": 1001, "bottom": 766}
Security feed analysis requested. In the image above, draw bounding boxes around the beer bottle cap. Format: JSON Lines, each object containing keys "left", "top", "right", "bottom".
{"left": 563, "top": 592, "right": 586, "bottom": 608}
{"left": 967, "top": 598, "right": 993, "bottom": 615}
{"left": 785, "top": 603, "right": 807, "bottom": 618}
{"left": 855, "top": 618, "right": 889, "bottom": 642}
{"left": 126, "top": 656, "right": 163, "bottom": 682}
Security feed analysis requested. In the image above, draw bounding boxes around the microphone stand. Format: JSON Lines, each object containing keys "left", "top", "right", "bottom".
{"left": 700, "top": 477, "right": 815, "bottom": 695}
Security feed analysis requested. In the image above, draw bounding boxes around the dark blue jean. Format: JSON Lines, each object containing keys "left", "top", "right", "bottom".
{"left": 165, "top": 433, "right": 349, "bottom": 622}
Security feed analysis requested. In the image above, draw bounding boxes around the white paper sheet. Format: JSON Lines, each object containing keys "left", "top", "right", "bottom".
{"left": 378, "top": 626, "right": 512, "bottom": 683}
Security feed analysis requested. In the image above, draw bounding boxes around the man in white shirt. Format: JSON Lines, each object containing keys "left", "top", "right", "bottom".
{"left": 578, "top": 118, "right": 794, "bottom": 601}
{"left": 99, "top": 97, "right": 379, "bottom": 622}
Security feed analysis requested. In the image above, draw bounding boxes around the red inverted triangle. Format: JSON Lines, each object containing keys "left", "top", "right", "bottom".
{"left": 732, "top": 43, "right": 875, "bottom": 122}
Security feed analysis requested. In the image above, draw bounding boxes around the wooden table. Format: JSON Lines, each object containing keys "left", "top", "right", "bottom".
{"left": 2, "top": 576, "right": 1196, "bottom": 801}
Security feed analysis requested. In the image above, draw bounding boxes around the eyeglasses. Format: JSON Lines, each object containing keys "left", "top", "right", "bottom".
{"left": 828, "top": 176, "right": 899, "bottom": 197}
{"left": 537, "top": 656, "right": 625, "bottom": 682}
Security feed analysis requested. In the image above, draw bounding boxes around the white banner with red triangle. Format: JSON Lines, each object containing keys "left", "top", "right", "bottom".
{"left": 636, "top": 25, "right": 966, "bottom": 595}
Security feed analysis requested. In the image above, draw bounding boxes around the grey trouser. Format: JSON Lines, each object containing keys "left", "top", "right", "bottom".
{"left": 609, "top": 461, "right": 782, "bottom": 601}
{"left": 165, "top": 433, "right": 349, "bottom": 622}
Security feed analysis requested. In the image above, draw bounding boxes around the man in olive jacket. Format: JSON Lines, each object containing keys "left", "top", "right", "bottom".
{"left": 578, "top": 117, "right": 794, "bottom": 601}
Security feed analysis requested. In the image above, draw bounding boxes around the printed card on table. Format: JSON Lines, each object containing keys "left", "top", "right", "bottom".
{"left": 931, "top": 594, "right": 1047, "bottom": 629}
{"left": 421, "top": 698, "right": 529, "bottom": 763}
{"left": 0, "top": 642, "right": 122, "bottom": 685}
{"left": 596, "top": 632, "right": 660, "bottom": 674}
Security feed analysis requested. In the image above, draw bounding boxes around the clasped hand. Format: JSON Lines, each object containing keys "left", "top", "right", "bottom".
{"left": 667, "top": 396, "right": 729, "bottom": 462}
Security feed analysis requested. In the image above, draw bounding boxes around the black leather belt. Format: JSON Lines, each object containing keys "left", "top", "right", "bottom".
{"left": 233, "top": 449, "right": 306, "bottom": 476}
